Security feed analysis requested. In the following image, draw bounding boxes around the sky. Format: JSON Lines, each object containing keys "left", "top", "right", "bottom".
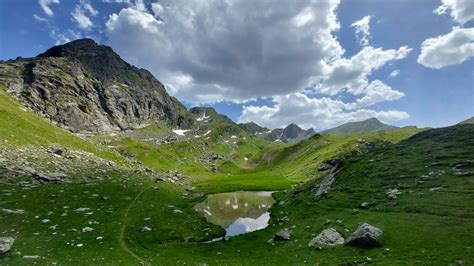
{"left": 0, "top": 0, "right": 473, "bottom": 131}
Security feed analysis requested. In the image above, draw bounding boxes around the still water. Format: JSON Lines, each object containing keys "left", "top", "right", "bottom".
{"left": 194, "top": 191, "right": 275, "bottom": 237}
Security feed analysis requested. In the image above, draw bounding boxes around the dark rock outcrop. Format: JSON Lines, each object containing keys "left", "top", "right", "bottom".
{"left": 238, "top": 122, "right": 268, "bottom": 134}
{"left": 264, "top": 123, "right": 315, "bottom": 142}
{"left": 0, "top": 38, "right": 193, "bottom": 133}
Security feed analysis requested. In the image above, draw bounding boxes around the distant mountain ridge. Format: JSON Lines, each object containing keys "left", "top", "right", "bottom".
{"left": 265, "top": 123, "right": 315, "bottom": 142}
{"left": 237, "top": 121, "right": 315, "bottom": 143}
{"left": 321, "top": 118, "right": 397, "bottom": 135}
{"left": 238, "top": 122, "right": 269, "bottom": 134}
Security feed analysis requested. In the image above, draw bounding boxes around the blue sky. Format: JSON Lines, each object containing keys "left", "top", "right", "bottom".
{"left": 0, "top": 0, "right": 472, "bottom": 130}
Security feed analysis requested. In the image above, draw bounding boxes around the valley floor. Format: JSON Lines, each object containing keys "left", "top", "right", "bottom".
{"left": 1, "top": 115, "right": 473, "bottom": 264}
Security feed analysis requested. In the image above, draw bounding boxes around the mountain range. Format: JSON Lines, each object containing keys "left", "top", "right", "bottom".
{"left": 0, "top": 39, "right": 317, "bottom": 143}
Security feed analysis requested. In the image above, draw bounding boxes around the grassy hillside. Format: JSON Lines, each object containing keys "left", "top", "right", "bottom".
{"left": 253, "top": 126, "right": 424, "bottom": 182}
{"left": 276, "top": 124, "right": 474, "bottom": 263}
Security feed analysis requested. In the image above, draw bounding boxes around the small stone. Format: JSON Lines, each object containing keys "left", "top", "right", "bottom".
{"left": 82, "top": 227, "right": 94, "bottom": 233}
{"left": 23, "top": 255, "right": 40, "bottom": 259}
{"left": 0, "top": 237, "right": 15, "bottom": 254}
{"left": 387, "top": 188, "right": 401, "bottom": 199}
{"left": 140, "top": 226, "right": 152, "bottom": 232}
{"left": 274, "top": 228, "right": 291, "bottom": 241}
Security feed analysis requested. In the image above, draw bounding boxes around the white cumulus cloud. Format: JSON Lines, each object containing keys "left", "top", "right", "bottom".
{"left": 239, "top": 92, "right": 409, "bottom": 131}
{"left": 105, "top": 0, "right": 343, "bottom": 104}
{"left": 105, "top": 1, "right": 410, "bottom": 129}
{"left": 418, "top": 27, "right": 474, "bottom": 69}
{"left": 317, "top": 46, "right": 412, "bottom": 95}
{"left": 434, "top": 0, "right": 474, "bottom": 25}
{"left": 345, "top": 80, "right": 405, "bottom": 110}
{"left": 418, "top": 0, "right": 474, "bottom": 69}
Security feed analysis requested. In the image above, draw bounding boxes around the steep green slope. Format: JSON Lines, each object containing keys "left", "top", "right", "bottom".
{"left": 276, "top": 124, "right": 474, "bottom": 263}
{"left": 321, "top": 117, "right": 397, "bottom": 135}
{"left": 458, "top": 116, "right": 474, "bottom": 125}
{"left": 254, "top": 126, "right": 424, "bottom": 182}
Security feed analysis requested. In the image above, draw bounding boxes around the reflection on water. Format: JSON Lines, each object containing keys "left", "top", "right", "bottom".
{"left": 194, "top": 191, "right": 275, "bottom": 237}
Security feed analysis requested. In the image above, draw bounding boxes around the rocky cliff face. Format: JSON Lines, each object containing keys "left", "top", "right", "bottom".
{"left": 238, "top": 122, "right": 269, "bottom": 134}
{"left": 0, "top": 39, "right": 193, "bottom": 133}
{"left": 264, "top": 123, "right": 315, "bottom": 142}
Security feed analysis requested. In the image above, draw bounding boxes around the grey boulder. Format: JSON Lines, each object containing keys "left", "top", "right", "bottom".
{"left": 308, "top": 228, "right": 344, "bottom": 247}
{"left": 346, "top": 223, "right": 382, "bottom": 247}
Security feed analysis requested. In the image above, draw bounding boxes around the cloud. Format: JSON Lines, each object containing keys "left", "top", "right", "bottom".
{"left": 418, "top": 27, "right": 474, "bottom": 69}
{"left": 317, "top": 46, "right": 412, "bottom": 95}
{"left": 103, "top": 0, "right": 131, "bottom": 4}
{"left": 418, "top": 0, "right": 473, "bottom": 69}
{"left": 39, "top": 0, "right": 60, "bottom": 17}
{"left": 434, "top": 0, "right": 474, "bottom": 25}
{"left": 239, "top": 92, "right": 409, "bottom": 130}
{"left": 351, "top": 15, "right": 371, "bottom": 46}
{"left": 389, "top": 69, "right": 400, "bottom": 78}
{"left": 151, "top": 2, "right": 164, "bottom": 18}
{"left": 81, "top": 0, "right": 98, "bottom": 16}
{"left": 72, "top": 0, "right": 98, "bottom": 30}
{"left": 105, "top": 0, "right": 343, "bottom": 104}
{"left": 50, "top": 29, "right": 82, "bottom": 45}
{"left": 345, "top": 80, "right": 405, "bottom": 110}
{"left": 33, "top": 14, "right": 48, "bottom": 23}
{"left": 105, "top": 1, "right": 411, "bottom": 129}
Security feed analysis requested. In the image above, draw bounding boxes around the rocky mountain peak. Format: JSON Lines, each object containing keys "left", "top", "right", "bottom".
{"left": 238, "top": 122, "right": 269, "bottom": 134}
{"left": 1, "top": 39, "right": 193, "bottom": 133}
{"left": 37, "top": 38, "right": 154, "bottom": 87}
{"left": 282, "top": 123, "right": 306, "bottom": 140}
